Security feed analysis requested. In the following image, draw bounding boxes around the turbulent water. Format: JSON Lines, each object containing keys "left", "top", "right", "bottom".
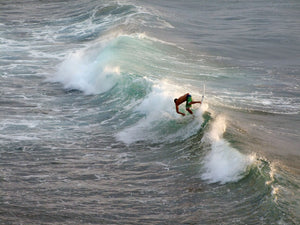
{"left": 1, "top": 0, "right": 299, "bottom": 224}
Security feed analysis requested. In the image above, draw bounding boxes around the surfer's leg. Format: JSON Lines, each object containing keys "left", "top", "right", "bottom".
{"left": 190, "top": 101, "right": 202, "bottom": 104}
{"left": 186, "top": 108, "right": 193, "bottom": 114}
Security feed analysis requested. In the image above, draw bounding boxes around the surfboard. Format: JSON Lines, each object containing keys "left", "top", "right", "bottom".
{"left": 201, "top": 83, "right": 205, "bottom": 104}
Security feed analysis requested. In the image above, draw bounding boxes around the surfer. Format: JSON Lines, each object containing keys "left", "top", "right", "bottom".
{"left": 174, "top": 93, "right": 201, "bottom": 116}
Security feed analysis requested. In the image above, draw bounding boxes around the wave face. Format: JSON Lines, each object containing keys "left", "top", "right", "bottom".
{"left": 0, "top": 0, "right": 299, "bottom": 224}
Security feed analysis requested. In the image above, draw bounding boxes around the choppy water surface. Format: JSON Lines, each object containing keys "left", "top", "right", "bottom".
{"left": 0, "top": 0, "right": 299, "bottom": 224}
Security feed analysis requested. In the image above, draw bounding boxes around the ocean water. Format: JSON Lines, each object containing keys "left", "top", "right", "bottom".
{"left": 0, "top": 0, "right": 299, "bottom": 224}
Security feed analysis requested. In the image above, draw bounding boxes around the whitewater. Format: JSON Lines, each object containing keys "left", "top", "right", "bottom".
{"left": 0, "top": 0, "right": 299, "bottom": 224}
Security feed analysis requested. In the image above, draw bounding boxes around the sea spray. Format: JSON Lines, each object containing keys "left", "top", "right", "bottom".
{"left": 51, "top": 41, "right": 121, "bottom": 95}
{"left": 201, "top": 116, "right": 253, "bottom": 184}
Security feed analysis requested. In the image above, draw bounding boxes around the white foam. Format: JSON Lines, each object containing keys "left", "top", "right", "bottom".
{"left": 116, "top": 81, "right": 173, "bottom": 144}
{"left": 50, "top": 43, "right": 120, "bottom": 95}
{"left": 201, "top": 116, "right": 254, "bottom": 184}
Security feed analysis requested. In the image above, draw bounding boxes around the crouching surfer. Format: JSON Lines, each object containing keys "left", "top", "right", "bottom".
{"left": 174, "top": 93, "right": 201, "bottom": 116}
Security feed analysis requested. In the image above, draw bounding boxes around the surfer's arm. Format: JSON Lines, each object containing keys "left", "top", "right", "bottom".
{"left": 176, "top": 105, "right": 185, "bottom": 116}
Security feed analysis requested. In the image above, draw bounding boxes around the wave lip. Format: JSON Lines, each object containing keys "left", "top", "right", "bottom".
{"left": 50, "top": 40, "right": 121, "bottom": 95}
{"left": 201, "top": 116, "right": 254, "bottom": 184}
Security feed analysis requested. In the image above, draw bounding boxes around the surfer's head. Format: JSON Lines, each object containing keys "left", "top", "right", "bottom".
{"left": 174, "top": 98, "right": 178, "bottom": 104}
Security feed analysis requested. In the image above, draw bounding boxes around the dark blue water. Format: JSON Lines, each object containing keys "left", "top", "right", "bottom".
{"left": 0, "top": 0, "right": 299, "bottom": 224}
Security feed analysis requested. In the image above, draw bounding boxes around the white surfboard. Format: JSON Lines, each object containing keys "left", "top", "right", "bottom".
{"left": 201, "top": 83, "right": 205, "bottom": 104}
